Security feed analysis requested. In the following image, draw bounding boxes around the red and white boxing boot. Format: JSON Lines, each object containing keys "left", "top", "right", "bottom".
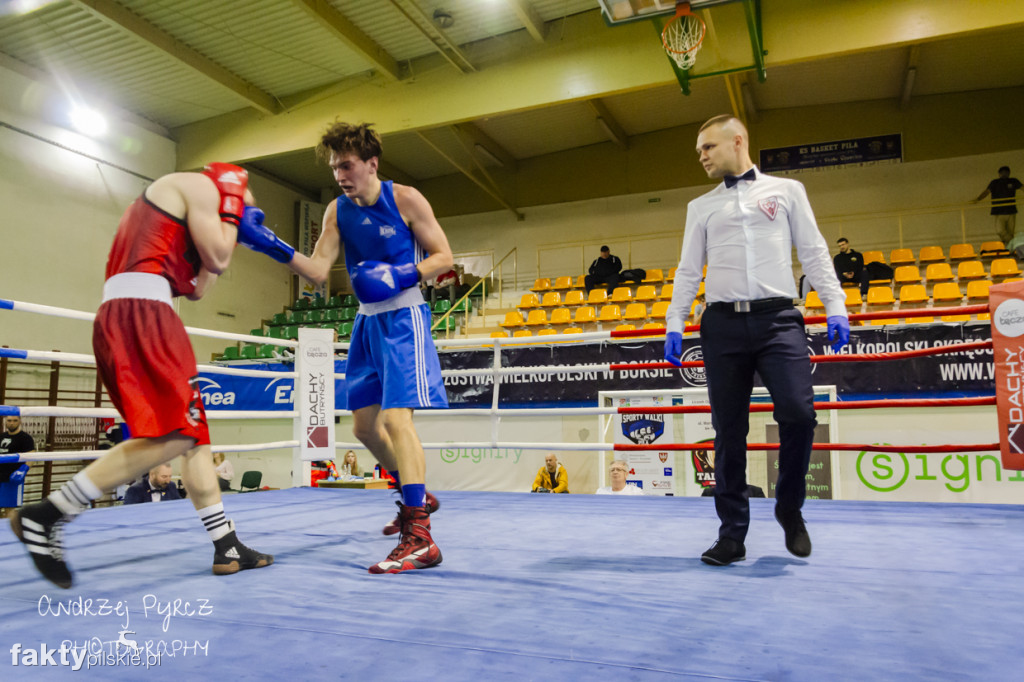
{"left": 382, "top": 490, "right": 439, "bottom": 535}
{"left": 368, "top": 505, "right": 442, "bottom": 574}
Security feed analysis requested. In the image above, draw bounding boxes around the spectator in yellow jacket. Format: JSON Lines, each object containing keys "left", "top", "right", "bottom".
{"left": 532, "top": 453, "right": 569, "bottom": 493}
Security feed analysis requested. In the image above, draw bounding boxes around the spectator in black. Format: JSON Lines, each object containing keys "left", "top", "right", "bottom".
{"left": 973, "top": 166, "right": 1023, "bottom": 245}
{"left": 1, "top": 416, "right": 35, "bottom": 482}
{"left": 584, "top": 245, "right": 623, "bottom": 294}
{"left": 123, "top": 464, "right": 181, "bottom": 504}
{"left": 833, "top": 237, "right": 869, "bottom": 295}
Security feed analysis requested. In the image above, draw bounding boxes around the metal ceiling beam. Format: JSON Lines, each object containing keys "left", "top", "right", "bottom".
{"left": 901, "top": 45, "right": 920, "bottom": 110}
{"left": 290, "top": 0, "right": 401, "bottom": 82}
{"left": 451, "top": 123, "right": 518, "bottom": 172}
{"left": 415, "top": 131, "right": 522, "bottom": 220}
{"left": 378, "top": 160, "right": 417, "bottom": 186}
{"left": 70, "top": 0, "right": 282, "bottom": 115}
{"left": 587, "top": 99, "right": 628, "bottom": 149}
{"left": 506, "top": 0, "right": 546, "bottom": 43}
{"left": 386, "top": 0, "right": 475, "bottom": 74}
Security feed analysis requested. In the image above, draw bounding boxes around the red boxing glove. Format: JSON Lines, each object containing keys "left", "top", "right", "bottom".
{"left": 202, "top": 162, "right": 249, "bottom": 226}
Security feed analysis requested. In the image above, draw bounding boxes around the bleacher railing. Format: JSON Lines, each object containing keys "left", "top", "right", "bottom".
{"left": 431, "top": 247, "right": 518, "bottom": 338}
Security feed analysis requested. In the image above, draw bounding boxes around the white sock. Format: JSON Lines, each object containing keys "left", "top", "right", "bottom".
{"left": 49, "top": 471, "right": 102, "bottom": 518}
{"left": 197, "top": 503, "right": 233, "bottom": 542}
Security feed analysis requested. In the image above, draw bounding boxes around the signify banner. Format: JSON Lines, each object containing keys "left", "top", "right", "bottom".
{"left": 760, "top": 133, "right": 902, "bottom": 173}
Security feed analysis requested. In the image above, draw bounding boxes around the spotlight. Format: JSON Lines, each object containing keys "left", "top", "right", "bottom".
{"left": 69, "top": 106, "right": 108, "bottom": 137}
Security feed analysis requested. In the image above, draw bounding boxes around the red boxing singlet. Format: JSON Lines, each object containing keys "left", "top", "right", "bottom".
{"left": 105, "top": 195, "right": 200, "bottom": 297}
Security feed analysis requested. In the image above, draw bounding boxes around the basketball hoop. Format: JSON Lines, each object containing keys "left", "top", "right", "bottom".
{"left": 661, "top": 2, "right": 706, "bottom": 71}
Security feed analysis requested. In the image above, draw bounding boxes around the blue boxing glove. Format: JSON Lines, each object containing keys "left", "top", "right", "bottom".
{"left": 827, "top": 315, "right": 850, "bottom": 353}
{"left": 664, "top": 331, "right": 683, "bottom": 367}
{"left": 350, "top": 260, "right": 421, "bottom": 304}
{"left": 237, "top": 206, "right": 295, "bottom": 264}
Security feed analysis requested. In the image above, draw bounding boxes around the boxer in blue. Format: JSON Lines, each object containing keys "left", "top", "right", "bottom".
{"left": 237, "top": 122, "right": 452, "bottom": 574}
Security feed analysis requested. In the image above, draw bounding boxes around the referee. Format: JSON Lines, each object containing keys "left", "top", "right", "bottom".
{"left": 664, "top": 115, "right": 850, "bottom": 566}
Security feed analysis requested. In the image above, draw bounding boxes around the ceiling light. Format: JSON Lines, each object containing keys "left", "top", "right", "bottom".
{"left": 433, "top": 9, "right": 454, "bottom": 29}
{"left": 69, "top": 105, "right": 108, "bottom": 137}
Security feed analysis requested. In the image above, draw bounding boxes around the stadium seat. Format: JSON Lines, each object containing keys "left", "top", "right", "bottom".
{"left": 307, "top": 310, "right": 325, "bottom": 323}
{"left": 597, "top": 304, "right": 622, "bottom": 323}
{"left": 337, "top": 322, "right": 354, "bottom": 339}
{"left": 650, "top": 301, "right": 670, "bottom": 319}
{"left": 894, "top": 265, "right": 922, "bottom": 286}
{"left": 643, "top": 269, "right": 663, "bottom": 283}
{"left": 512, "top": 329, "right": 533, "bottom": 338}
{"left": 563, "top": 290, "right": 585, "bottom": 307}
{"left": 966, "top": 279, "right": 992, "bottom": 301}
{"left": 634, "top": 285, "right": 658, "bottom": 302}
{"left": 327, "top": 295, "right": 343, "bottom": 308}
{"left": 249, "top": 328, "right": 264, "bottom": 337}
{"left": 525, "top": 309, "right": 548, "bottom": 327}
{"left": 949, "top": 243, "right": 977, "bottom": 262}
{"left": 614, "top": 324, "right": 636, "bottom": 333}
{"left": 666, "top": 267, "right": 677, "bottom": 281}
{"left": 587, "top": 289, "right": 609, "bottom": 305}
{"left": 490, "top": 331, "right": 508, "bottom": 339}
{"left": 866, "top": 286, "right": 896, "bottom": 325}
{"left": 540, "top": 291, "right": 562, "bottom": 308}
{"left": 342, "top": 294, "right": 358, "bottom": 307}
{"left": 898, "top": 284, "right": 929, "bottom": 308}
{"left": 552, "top": 276, "right": 573, "bottom": 290}
{"left": 804, "top": 291, "right": 825, "bottom": 311}
{"left": 642, "top": 322, "right": 666, "bottom": 331}
{"left": 862, "top": 250, "right": 884, "bottom": 265}
{"left": 573, "top": 275, "right": 586, "bottom": 289}
{"left": 889, "top": 248, "right": 915, "bottom": 266}
{"left": 563, "top": 327, "right": 583, "bottom": 335}
{"left": 221, "top": 346, "right": 240, "bottom": 360}
{"left": 610, "top": 287, "right": 633, "bottom": 303}
{"left": 990, "top": 258, "right": 1022, "bottom": 282}
{"left": 573, "top": 306, "right": 597, "bottom": 325}
{"left": 340, "top": 306, "right": 358, "bottom": 321}
{"left": 500, "top": 311, "right": 525, "bottom": 329}
{"left": 956, "top": 260, "right": 986, "bottom": 282}
{"left": 925, "top": 262, "right": 954, "bottom": 287}
{"left": 845, "top": 288, "right": 863, "bottom": 310}
{"left": 623, "top": 303, "right": 648, "bottom": 322}
{"left": 980, "top": 240, "right": 1009, "bottom": 256}
{"left": 918, "top": 246, "right": 945, "bottom": 263}
{"left": 271, "top": 312, "right": 288, "bottom": 326}
{"left": 932, "top": 282, "right": 964, "bottom": 306}
{"left": 530, "top": 278, "right": 551, "bottom": 292}
{"left": 518, "top": 293, "right": 540, "bottom": 310}
{"left": 293, "top": 298, "right": 310, "bottom": 310}
{"left": 240, "top": 345, "right": 259, "bottom": 360}
{"left": 537, "top": 328, "right": 558, "bottom": 336}
{"left": 549, "top": 308, "right": 572, "bottom": 326}
{"left": 658, "top": 284, "right": 674, "bottom": 300}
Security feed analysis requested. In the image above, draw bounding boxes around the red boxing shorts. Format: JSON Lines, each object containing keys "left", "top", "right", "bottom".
{"left": 92, "top": 274, "right": 209, "bottom": 445}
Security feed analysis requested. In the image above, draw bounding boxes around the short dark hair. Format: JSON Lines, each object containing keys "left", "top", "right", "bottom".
{"left": 837, "top": 237, "right": 849, "bottom": 244}
{"left": 316, "top": 121, "right": 383, "bottom": 163}
{"left": 600, "top": 245, "right": 610, "bottom": 253}
{"left": 999, "top": 166, "right": 1011, "bottom": 174}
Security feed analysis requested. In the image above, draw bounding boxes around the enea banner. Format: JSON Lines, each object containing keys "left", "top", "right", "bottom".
{"left": 197, "top": 359, "right": 347, "bottom": 412}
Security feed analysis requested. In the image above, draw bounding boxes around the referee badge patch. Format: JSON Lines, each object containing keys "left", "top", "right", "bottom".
{"left": 758, "top": 196, "right": 779, "bottom": 220}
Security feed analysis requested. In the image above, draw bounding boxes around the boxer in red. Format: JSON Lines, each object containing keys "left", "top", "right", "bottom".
{"left": 10, "top": 164, "right": 273, "bottom": 588}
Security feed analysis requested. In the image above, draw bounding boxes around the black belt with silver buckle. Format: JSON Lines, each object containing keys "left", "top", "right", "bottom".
{"left": 706, "top": 297, "right": 794, "bottom": 313}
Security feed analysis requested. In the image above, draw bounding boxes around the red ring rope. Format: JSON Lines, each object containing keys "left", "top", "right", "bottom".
{"left": 617, "top": 396, "right": 995, "bottom": 414}
{"left": 614, "top": 442, "right": 999, "bottom": 453}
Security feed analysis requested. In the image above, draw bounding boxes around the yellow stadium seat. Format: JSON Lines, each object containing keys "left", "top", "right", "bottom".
{"left": 949, "top": 243, "right": 977, "bottom": 262}
{"left": 517, "top": 293, "right": 539, "bottom": 310}
{"left": 980, "top": 240, "right": 1008, "bottom": 255}
{"left": 642, "top": 322, "right": 665, "bottom": 330}
{"left": 634, "top": 285, "right": 658, "bottom": 302}
{"left": 697, "top": 281, "right": 706, "bottom": 297}
{"left": 894, "top": 265, "right": 922, "bottom": 285}
{"left": 500, "top": 311, "right": 525, "bottom": 328}
{"left": 650, "top": 301, "right": 670, "bottom": 319}
{"left": 867, "top": 286, "right": 895, "bottom": 307}
{"left": 563, "top": 327, "right": 583, "bottom": 335}
{"left": 804, "top": 291, "right": 825, "bottom": 311}
{"left": 587, "top": 289, "right": 609, "bottom": 305}
{"left": 552, "top": 276, "right": 573, "bottom": 290}
{"left": 666, "top": 267, "right": 677, "bottom": 281}
{"left": 890, "top": 248, "right": 915, "bottom": 266}
{"left": 573, "top": 306, "right": 597, "bottom": 325}
{"left": 956, "top": 260, "right": 986, "bottom": 282}
{"left": 925, "top": 262, "right": 954, "bottom": 284}
{"left": 614, "top": 324, "right": 636, "bottom": 332}
{"left": 540, "top": 291, "right": 562, "bottom": 308}
{"left": 525, "top": 309, "right": 548, "bottom": 327}
{"left": 932, "top": 282, "right": 964, "bottom": 306}
{"left": 597, "top": 305, "right": 622, "bottom": 323}
{"left": 512, "top": 329, "right": 533, "bottom": 338}
{"left": 530, "top": 278, "right": 551, "bottom": 292}
{"left": 991, "top": 258, "right": 1022, "bottom": 282}
{"left": 573, "top": 275, "right": 587, "bottom": 289}
{"left": 489, "top": 331, "right": 508, "bottom": 339}
{"left": 563, "top": 290, "right": 585, "bottom": 306}
{"left": 643, "top": 269, "right": 664, "bottom": 283}
{"left": 610, "top": 287, "right": 633, "bottom": 303}
{"left": 549, "top": 308, "right": 572, "bottom": 326}
{"left": 966, "top": 279, "right": 992, "bottom": 301}
{"left": 898, "top": 284, "right": 929, "bottom": 307}
{"left": 862, "top": 250, "right": 884, "bottom": 265}
{"left": 537, "top": 329, "right": 558, "bottom": 336}
{"left": 845, "top": 288, "right": 863, "bottom": 309}
{"left": 918, "top": 246, "right": 945, "bottom": 263}
{"left": 658, "top": 284, "right": 674, "bottom": 300}
{"left": 623, "top": 303, "right": 648, "bottom": 321}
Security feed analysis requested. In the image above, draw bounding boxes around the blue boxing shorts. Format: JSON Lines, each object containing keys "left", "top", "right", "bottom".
{"left": 346, "top": 301, "right": 448, "bottom": 411}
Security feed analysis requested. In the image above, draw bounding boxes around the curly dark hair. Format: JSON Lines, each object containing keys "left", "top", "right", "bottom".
{"left": 315, "top": 121, "right": 383, "bottom": 163}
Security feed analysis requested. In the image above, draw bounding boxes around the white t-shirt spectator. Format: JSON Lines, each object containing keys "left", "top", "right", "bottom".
{"left": 596, "top": 484, "right": 644, "bottom": 496}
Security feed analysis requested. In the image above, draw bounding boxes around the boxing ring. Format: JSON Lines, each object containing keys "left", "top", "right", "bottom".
{"left": 1, "top": 296, "right": 1022, "bottom": 679}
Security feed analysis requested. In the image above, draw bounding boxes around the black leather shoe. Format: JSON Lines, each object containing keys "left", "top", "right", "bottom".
{"left": 775, "top": 507, "right": 812, "bottom": 557}
{"left": 700, "top": 537, "right": 746, "bottom": 566}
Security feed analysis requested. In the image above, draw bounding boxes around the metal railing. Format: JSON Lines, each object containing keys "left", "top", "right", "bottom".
{"left": 431, "top": 247, "right": 518, "bottom": 338}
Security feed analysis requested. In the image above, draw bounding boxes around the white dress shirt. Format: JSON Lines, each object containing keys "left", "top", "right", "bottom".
{"left": 666, "top": 167, "right": 847, "bottom": 334}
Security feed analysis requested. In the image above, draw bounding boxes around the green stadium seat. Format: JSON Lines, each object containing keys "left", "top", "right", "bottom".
{"left": 221, "top": 346, "right": 240, "bottom": 360}
{"left": 340, "top": 306, "right": 358, "bottom": 321}
{"left": 240, "top": 345, "right": 258, "bottom": 360}
{"left": 293, "top": 298, "right": 310, "bottom": 310}
{"left": 433, "top": 299, "right": 452, "bottom": 314}
{"left": 324, "top": 309, "right": 342, "bottom": 322}
{"left": 342, "top": 294, "right": 357, "bottom": 307}
{"left": 271, "top": 312, "right": 288, "bottom": 326}
{"left": 307, "top": 310, "right": 324, "bottom": 323}
{"left": 259, "top": 344, "right": 276, "bottom": 359}
{"left": 266, "top": 326, "right": 284, "bottom": 339}
{"left": 249, "top": 328, "right": 263, "bottom": 337}
{"left": 327, "top": 295, "right": 343, "bottom": 308}
{"left": 312, "top": 296, "right": 328, "bottom": 309}
{"left": 338, "top": 322, "right": 354, "bottom": 339}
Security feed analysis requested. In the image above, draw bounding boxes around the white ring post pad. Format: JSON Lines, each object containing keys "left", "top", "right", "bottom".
{"left": 990, "top": 279, "right": 1024, "bottom": 470}
{"left": 295, "top": 327, "right": 337, "bottom": 479}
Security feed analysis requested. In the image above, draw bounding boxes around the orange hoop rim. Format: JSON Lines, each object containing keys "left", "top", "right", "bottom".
{"left": 661, "top": 2, "right": 707, "bottom": 55}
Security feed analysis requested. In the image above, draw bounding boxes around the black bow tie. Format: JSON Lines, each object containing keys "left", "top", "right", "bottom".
{"left": 724, "top": 168, "right": 757, "bottom": 188}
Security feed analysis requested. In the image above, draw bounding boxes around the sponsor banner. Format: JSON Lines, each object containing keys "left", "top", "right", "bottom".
{"left": 297, "top": 201, "right": 327, "bottom": 302}
{"left": 765, "top": 423, "right": 835, "bottom": 499}
{"left": 613, "top": 396, "right": 674, "bottom": 495}
{"left": 760, "top": 133, "right": 902, "bottom": 173}
{"left": 990, "top": 280, "right": 1024, "bottom": 469}
{"left": 440, "top": 323, "right": 992, "bottom": 406}
{"left": 296, "top": 328, "right": 336, "bottom": 462}
{"left": 197, "top": 359, "right": 346, "bottom": 412}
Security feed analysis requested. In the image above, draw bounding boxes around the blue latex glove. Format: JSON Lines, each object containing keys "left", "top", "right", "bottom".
{"left": 664, "top": 331, "right": 683, "bottom": 367}
{"left": 237, "top": 206, "right": 295, "bottom": 264}
{"left": 350, "top": 260, "right": 421, "bottom": 304}
{"left": 827, "top": 315, "right": 850, "bottom": 353}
